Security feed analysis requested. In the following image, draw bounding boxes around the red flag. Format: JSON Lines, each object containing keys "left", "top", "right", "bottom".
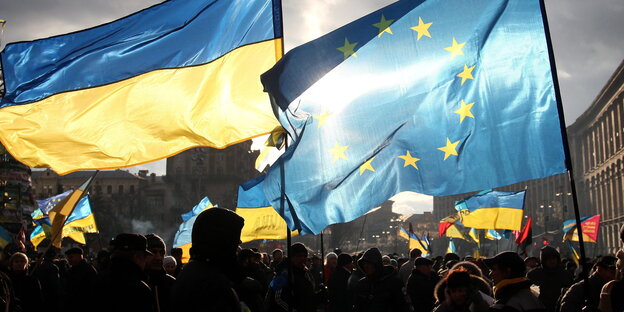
{"left": 516, "top": 216, "right": 532, "bottom": 245}
{"left": 439, "top": 214, "right": 460, "bottom": 238}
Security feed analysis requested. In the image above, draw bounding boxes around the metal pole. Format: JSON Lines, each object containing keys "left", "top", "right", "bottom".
{"left": 538, "top": 0, "right": 590, "bottom": 290}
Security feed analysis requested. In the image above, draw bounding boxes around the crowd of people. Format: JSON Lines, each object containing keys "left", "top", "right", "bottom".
{"left": 0, "top": 207, "right": 621, "bottom": 312}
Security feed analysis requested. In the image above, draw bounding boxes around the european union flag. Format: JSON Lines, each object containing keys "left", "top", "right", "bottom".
{"left": 259, "top": 0, "right": 566, "bottom": 234}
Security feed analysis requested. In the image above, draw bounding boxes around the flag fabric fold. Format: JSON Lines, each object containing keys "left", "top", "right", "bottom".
{"left": 173, "top": 197, "right": 213, "bottom": 263}
{"left": 0, "top": 0, "right": 282, "bottom": 174}
{"left": 485, "top": 229, "right": 502, "bottom": 240}
{"left": 457, "top": 190, "right": 526, "bottom": 231}
{"left": 516, "top": 216, "right": 532, "bottom": 250}
{"left": 236, "top": 175, "right": 297, "bottom": 243}
{"left": 399, "top": 227, "right": 429, "bottom": 256}
{"left": 48, "top": 174, "right": 96, "bottom": 248}
{"left": 259, "top": 0, "right": 567, "bottom": 235}
{"left": 562, "top": 215, "right": 600, "bottom": 243}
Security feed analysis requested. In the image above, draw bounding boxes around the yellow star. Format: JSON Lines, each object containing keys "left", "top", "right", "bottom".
{"left": 457, "top": 64, "right": 475, "bottom": 85}
{"left": 444, "top": 37, "right": 466, "bottom": 59}
{"left": 328, "top": 142, "right": 349, "bottom": 162}
{"left": 397, "top": 151, "right": 420, "bottom": 169}
{"left": 438, "top": 138, "right": 460, "bottom": 160}
{"left": 410, "top": 17, "right": 432, "bottom": 40}
{"left": 337, "top": 38, "right": 358, "bottom": 59}
{"left": 454, "top": 100, "right": 475, "bottom": 123}
{"left": 359, "top": 156, "right": 376, "bottom": 175}
{"left": 373, "top": 14, "right": 394, "bottom": 37}
{"left": 313, "top": 112, "right": 333, "bottom": 128}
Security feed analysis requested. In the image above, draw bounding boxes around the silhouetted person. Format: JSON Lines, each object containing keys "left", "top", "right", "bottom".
{"left": 407, "top": 257, "right": 440, "bottom": 312}
{"left": 145, "top": 234, "right": 175, "bottom": 312}
{"left": 7, "top": 252, "right": 43, "bottom": 312}
{"left": 353, "top": 247, "right": 409, "bottom": 312}
{"left": 92, "top": 233, "right": 155, "bottom": 312}
{"left": 267, "top": 243, "right": 317, "bottom": 312}
{"left": 327, "top": 253, "right": 354, "bottom": 312}
{"left": 63, "top": 247, "right": 97, "bottom": 310}
{"left": 170, "top": 247, "right": 184, "bottom": 277}
{"left": 561, "top": 256, "right": 617, "bottom": 312}
{"left": 485, "top": 252, "right": 545, "bottom": 312}
{"left": 526, "top": 246, "right": 573, "bottom": 312}
{"left": 171, "top": 208, "right": 245, "bottom": 311}
{"left": 399, "top": 248, "right": 422, "bottom": 285}
{"left": 33, "top": 247, "right": 63, "bottom": 312}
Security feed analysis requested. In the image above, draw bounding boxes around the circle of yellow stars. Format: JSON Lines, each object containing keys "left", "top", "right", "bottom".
{"left": 328, "top": 11, "right": 481, "bottom": 174}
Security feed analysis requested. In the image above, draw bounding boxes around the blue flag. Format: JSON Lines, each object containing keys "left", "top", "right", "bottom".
{"left": 259, "top": 0, "right": 567, "bottom": 234}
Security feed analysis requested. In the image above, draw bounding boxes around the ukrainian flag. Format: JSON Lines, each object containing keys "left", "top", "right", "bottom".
{"left": 457, "top": 190, "right": 526, "bottom": 231}
{"left": 0, "top": 226, "right": 12, "bottom": 248}
{"left": 398, "top": 227, "right": 429, "bottom": 256}
{"left": 236, "top": 175, "right": 297, "bottom": 243}
{"left": 562, "top": 215, "right": 600, "bottom": 243}
{"left": 30, "top": 195, "right": 96, "bottom": 249}
{"left": 173, "top": 197, "right": 213, "bottom": 263}
{"left": 0, "top": 0, "right": 282, "bottom": 175}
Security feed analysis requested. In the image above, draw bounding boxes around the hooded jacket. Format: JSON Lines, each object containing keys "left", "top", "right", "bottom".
{"left": 353, "top": 248, "right": 409, "bottom": 312}
{"left": 527, "top": 246, "right": 573, "bottom": 312}
{"left": 490, "top": 277, "right": 546, "bottom": 312}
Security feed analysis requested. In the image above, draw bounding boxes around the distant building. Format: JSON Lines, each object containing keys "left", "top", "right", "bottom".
{"left": 568, "top": 60, "right": 624, "bottom": 255}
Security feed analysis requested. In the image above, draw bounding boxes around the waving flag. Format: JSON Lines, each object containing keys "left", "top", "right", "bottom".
{"left": 236, "top": 175, "right": 297, "bottom": 243}
{"left": 0, "top": 0, "right": 282, "bottom": 175}
{"left": 439, "top": 214, "right": 460, "bottom": 238}
{"left": 30, "top": 194, "right": 97, "bottom": 249}
{"left": 48, "top": 174, "right": 96, "bottom": 248}
{"left": 447, "top": 239, "right": 457, "bottom": 254}
{"left": 259, "top": 0, "right": 566, "bottom": 235}
{"left": 485, "top": 229, "right": 502, "bottom": 240}
{"left": 399, "top": 227, "right": 429, "bottom": 256}
{"left": 457, "top": 190, "right": 526, "bottom": 231}
{"left": 562, "top": 215, "right": 600, "bottom": 243}
{"left": 173, "top": 197, "right": 213, "bottom": 263}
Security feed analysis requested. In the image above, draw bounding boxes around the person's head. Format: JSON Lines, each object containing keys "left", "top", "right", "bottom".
{"left": 594, "top": 255, "right": 617, "bottom": 282}
{"left": 445, "top": 268, "right": 473, "bottom": 306}
{"left": 163, "top": 256, "right": 177, "bottom": 275}
{"left": 382, "top": 255, "right": 391, "bottom": 266}
{"left": 238, "top": 248, "right": 259, "bottom": 267}
{"left": 337, "top": 253, "right": 354, "bottom": 270}
{"left": 145, "top": 233, "right": 166, "bottom": 271}
{"left": 9, "top": 252, "right": 28, "bottom": 272}
{"left": 565, "top": 260, "right": 577, "bottom": 273}
{"left": 410, "top": 248, "right": 423, "bottom": 259}
{"left": 110, "top": 233, "right": 153, "bottom": 270}
{"left": 414, "top": 257, "right": 434, "bottom": 276}
{"left": 484, "top": 251, "right": 526, "bottom": 285}
{"left": 64, "top": 247, "right": 84, "bottom": 267}
{"left": 540, "top": 246, "right": 561, "bottom": 269}
{"left": 325, "top": 252, "right": 338, "bottom": 268}
{"left": 190, "top": 208, "right": 244, "bottom": 262}
{"left": 272, "top": 249, "right": 283, "bottom": 263}
{"left": 451, "top": 261, "right": 483, "bottom": 277}
{"left": 524, "top": 256, "right": 540, "bottom": 271}
{"left": 390, "top": 259, "right": 398, "bottom": 269}
{"left": 617, "top": 250, "right": 624, "bottom": 280}
{"left": 171, "top": 248, "right": 183, "bottom": 262}
{"left": 620, "top": 224, "right": 624, "bottom": 244}
{"left": 290, "top": 243, "right": 308, "bottom": 270}
{"left": 358, "top": 248, "right": 383, "bottom": 277}
{"left": 44, "top": 246, "right": 59, "bottom": 260}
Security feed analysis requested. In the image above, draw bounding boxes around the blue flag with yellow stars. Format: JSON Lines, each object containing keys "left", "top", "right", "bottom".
{"left": 258, "top": 0, "right": 567, "bottom": 234}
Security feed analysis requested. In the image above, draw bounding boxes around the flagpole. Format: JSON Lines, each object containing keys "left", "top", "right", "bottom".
{"left": 538, "top": 0, "right": 589, "bottom": 284}
{"left": 320, "top": 231, "right": 325, "bottom": 285}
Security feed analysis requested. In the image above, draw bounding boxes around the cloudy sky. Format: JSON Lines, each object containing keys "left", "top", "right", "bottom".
{"left": 1, "top": 0, "right": 623, "bottom": 176}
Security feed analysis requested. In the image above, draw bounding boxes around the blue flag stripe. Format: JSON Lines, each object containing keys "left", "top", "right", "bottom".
{"left": 1, "top": 0, "right": 279, "bottom": 106}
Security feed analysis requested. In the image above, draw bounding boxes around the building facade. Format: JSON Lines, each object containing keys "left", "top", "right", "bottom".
{"left": 567, "top": 60, "right": 624, "bottom": 255}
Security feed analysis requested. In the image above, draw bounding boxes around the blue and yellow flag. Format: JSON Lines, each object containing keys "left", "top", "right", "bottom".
{"left": 485, "top": 229, "right": 502, "bottom": 240}
{"left": 457, "top": 190, "right": 526, "bottom": 231}
{"left": 562, "top": 215, "right": 600, "bottom": 243}
{"left": 258, "top": 0, "right": 566, "bottom": 235}
{"left": 398, "top": 227, "right": 429, "bottom": 256}
{"left": 0, "top": 0, "right": 282, "bottom": 175}
{"left": 447, "top": 239, "right": 457, "bottom": 254}
{"left": 30, "top": 194, "right": 97, "bottom": 249}
{"left": 173, "top": 197, "right": 213, "bottom": 263}
{"left": 236, "top": 175, "right": 297, "bottom": 243}
{"left": 0, "top": 226, "right": 12, "bottom": 248}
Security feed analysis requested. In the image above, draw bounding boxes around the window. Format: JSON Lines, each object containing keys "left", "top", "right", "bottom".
{"left": 107, "top": 185, "right": 112, "bottom": 194}
{"left": 118, "top": 185, "right": 124, "bottom": 194}
{"left": 129, "top": 185, "right": 135, "bottom": 194}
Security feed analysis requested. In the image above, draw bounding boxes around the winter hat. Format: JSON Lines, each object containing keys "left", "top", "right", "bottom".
{"left": 192, "top": 208, "right": 244, "bottom": 248}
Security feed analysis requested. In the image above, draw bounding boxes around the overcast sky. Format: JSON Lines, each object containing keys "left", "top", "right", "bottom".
{"left": 1, "top": 0, "right": 623, "bottom": 176}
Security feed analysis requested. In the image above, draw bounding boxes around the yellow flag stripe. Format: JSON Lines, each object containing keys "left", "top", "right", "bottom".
{"left": 0, "top": 39, "right": 281, "bottom": 175}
